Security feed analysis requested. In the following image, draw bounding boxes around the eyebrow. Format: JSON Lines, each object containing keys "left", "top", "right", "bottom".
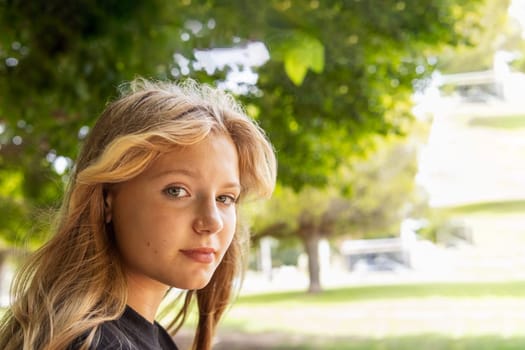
{"left": 152, "top": 169, "right": 241, "bottom": 189}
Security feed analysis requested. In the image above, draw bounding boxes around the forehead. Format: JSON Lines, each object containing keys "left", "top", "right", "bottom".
{"left": 144, "top": 133, "right": 240, "bottom": 181}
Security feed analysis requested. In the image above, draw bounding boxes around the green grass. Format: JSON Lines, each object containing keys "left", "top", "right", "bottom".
{"left": 235, "top": 281, "right": 525, "bottom": 305}
{"left": 208, "top": 282, "right": 525, "bottom": 349}
{"left": 212, "top": 334, "right": 525, "bottom": 350}
{"left": 439, "top": 199, "right": 525, "bottom": 215}
{"left": 469, "top": 115, "right": 525, "bottom": 129}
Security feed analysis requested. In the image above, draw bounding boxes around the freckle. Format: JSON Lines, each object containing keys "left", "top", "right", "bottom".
{"left": 154, "top": 249, "right": 158, "bottom": 254}
{"left": 146, "top": 241, "right": 151, "bottom": 247}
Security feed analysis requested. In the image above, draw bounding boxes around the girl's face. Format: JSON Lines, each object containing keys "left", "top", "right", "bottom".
{"left": 106, "top": 133, "right": 240, "bottom": 291}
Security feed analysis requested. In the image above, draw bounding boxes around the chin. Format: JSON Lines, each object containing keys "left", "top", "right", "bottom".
{"left": 175, "top": 277, "right": 212, "bottom": 291}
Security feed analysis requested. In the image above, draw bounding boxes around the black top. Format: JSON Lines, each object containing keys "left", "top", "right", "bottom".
{"left": 70, "top": 306, "right": 179, "bottom": 350}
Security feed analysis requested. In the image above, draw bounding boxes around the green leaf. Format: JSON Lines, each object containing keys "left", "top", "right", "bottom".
{"left": 268, "top": 29, "right": 325, "bottom": 85}
{"left": 284, "top": 53, "right": 309, "bottom": 85}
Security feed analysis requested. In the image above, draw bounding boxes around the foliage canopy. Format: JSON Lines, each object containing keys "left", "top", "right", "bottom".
{"left": 0, "top": 0, "right": 484, "bottom": 244}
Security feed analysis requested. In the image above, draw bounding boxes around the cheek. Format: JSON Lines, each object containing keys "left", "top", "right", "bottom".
{"left": 113, "top": 202, "right": 146, "bottom": 235}
{"left": 124, "top": 211, "right": 175, "bottom": 244}
{"left": 112, "top": 198, "right": 164, "bottom": 247}
{"left": 221, "top": 211, "right": 237, "bottom": 246}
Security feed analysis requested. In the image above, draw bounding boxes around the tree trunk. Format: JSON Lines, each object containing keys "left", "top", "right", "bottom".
{"left": 302, "top": 231, "right": 322, "bottom": 293}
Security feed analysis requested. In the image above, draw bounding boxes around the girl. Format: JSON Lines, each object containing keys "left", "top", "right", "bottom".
{"left": 0, "top": 79, "right": 277, "bottom": 350}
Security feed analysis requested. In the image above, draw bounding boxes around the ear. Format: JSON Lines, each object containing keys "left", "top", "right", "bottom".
{"left": 103, "top": 190, "right": 114, "bottom": 224}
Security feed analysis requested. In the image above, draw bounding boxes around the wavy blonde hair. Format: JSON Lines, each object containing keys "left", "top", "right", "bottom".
{"left": 0, "top": 79, "right": 277, "bottom": 350}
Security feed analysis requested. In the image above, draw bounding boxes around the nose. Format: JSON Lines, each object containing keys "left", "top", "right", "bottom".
{"left": 192, "top": 197, "right": 223, "bottom": 235}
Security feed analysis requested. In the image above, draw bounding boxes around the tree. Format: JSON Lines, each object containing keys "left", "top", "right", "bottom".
{"left": 250, "top": 134, "right": 424, "bottom": 292}
{"left": 436, "top": 0, "right": 516, "bottom": 73}
{"left": 172, "top": 0, "right": 486, "bottom": 188}
{"left": 0, "top": 1, "right": 485, "bottom": 248}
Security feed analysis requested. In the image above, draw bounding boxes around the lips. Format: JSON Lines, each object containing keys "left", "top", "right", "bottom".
{"left": 180, "top": 247, "right": 216, "bottom": 264}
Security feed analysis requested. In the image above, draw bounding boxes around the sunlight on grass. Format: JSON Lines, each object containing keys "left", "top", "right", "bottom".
{"left": 213, "top": 334, "right": 525, "bottom": 350}
{"left": 469, "top": 115, "right": 525, "bottom": 129}
{"left": 210, "top": 282, "right": 525, "bottom": 349}
{"left": 235, "top": 281, "right": 525, "bottom": 304}
{"left": 442, "top": 199, "right": 525, "bottom": 215}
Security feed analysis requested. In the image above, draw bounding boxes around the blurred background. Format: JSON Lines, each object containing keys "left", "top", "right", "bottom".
{"left": 2, "top": 0, "right": 525, "bottom": 349}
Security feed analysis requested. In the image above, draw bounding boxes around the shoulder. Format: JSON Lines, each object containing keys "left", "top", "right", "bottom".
{"left": 67, "top": 322, "right": 134, "bottom": 350}
{"left": 89, "top": 322, "right": 136, "bottom": 350}
{"left": 155, "top": 322, "right": 179, "bottom": 350}
{"left": 70, "top": 306, "right": 178, "bottom": 350}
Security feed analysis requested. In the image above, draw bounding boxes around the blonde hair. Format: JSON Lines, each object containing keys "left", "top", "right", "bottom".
{"left": 0, "top": 79, "right": 277, "bottom": 350}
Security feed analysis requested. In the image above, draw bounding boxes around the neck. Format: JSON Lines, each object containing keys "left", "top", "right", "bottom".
{"left": 125, "top": 271, "right": 169, "bottom": 323}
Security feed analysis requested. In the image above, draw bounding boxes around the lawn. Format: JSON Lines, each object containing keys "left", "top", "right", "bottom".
{"left": 235, "top": 281, "right": 525, "bottom": 303}
{"left": 175, "top": 281, "right": 525, "bottom": 349}
{"left": 441, "top": 199, "right": 525, "bottom": 215}
{"left": 468, "top": 115, "right": 525, "bottom": 130}
{"left": 209, "top": 334, "right": 525, "bottom": 350}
